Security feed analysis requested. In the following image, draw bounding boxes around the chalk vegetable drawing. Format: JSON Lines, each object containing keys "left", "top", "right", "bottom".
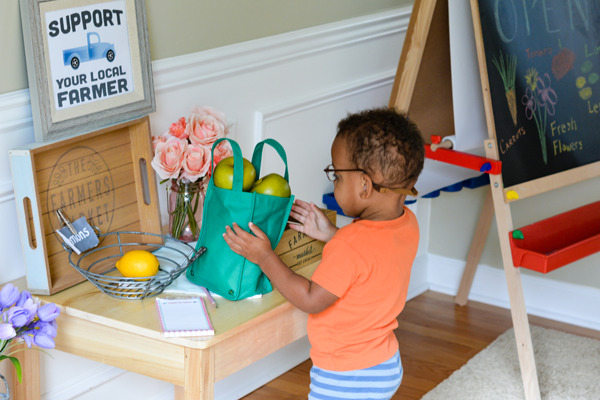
{"left": 551, "top": 47, "right": 575, "bottom": 81}
{"left": 575, "top": 60, "right": 599, "bottom": 101}
{"left": 521, "top": 69, "right": 557, "bottom": 165}
{"left": 63, "top": 32, "right": 115, "bottom": 70}
{"left": 492, "top": 52, "right": 517, "bottom": 126}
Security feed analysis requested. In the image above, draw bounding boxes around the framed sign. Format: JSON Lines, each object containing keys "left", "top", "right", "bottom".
{"left": 20, "top": 0, "right": 155, "bottom": 142}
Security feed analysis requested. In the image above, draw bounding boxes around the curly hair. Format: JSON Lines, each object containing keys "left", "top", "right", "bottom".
{"left": 336, "top": 107, "right": 425, "bottom": 189}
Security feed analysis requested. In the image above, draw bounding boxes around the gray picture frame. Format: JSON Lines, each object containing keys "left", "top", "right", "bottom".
{"left": 20, "top": 0, "right": 155, "bottom": 142}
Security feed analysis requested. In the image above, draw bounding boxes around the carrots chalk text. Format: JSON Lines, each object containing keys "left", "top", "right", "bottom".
{"left": 499, "top": 126, "right": 526, "bottom": 155}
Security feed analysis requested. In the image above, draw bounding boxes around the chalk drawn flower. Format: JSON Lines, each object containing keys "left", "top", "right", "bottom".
{"left": 536, "top": 73, "right": 557, "bottom": 116}
{"left": 525, "top": 68, "right": 539, "bottom": 91}
{"left": 523, "top": 67, "right": 555, "bottom": 164}
{"left": 521, "top": 87, "right": 536, "bottom": 120}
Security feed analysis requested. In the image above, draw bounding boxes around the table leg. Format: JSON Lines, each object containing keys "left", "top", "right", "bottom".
{"left": 11, "top": 342, "right": 41, "bottom": 400}
{"left": 175, "top": 347, "right": 215, "bottom": 400}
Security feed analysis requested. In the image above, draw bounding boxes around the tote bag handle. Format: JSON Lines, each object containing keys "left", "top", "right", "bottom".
{"left": 211, "top": 138, "right": 246, "bottom": 192}
{"left": 251, "top": 138, "right": 290, "bottom": 182}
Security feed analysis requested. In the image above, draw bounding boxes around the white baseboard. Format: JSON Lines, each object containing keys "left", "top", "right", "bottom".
{"left": 427, "top": 253, "right": 600, "bottom": 331}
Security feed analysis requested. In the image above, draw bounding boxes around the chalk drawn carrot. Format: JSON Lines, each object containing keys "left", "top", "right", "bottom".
{"left": 492, "top": 52, "right": 517, "bottom": 125}
{"left": 522, "top": 69, "right": 557, "bottom": 165}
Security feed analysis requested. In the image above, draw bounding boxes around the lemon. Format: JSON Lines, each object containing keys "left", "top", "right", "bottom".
{"left": 115, "top": 250, "right": 159, "bottom": 278}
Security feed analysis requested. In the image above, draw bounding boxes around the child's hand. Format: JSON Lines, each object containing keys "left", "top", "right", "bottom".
{"left": 223, "top": 222, "right": 274, "bottom": 266}
{"left": 288, "top": 199, "right": 338, "bottom": 242}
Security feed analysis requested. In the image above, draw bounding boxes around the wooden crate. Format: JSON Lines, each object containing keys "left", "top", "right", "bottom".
{"left": 275, "top": 208, "right": 336, "bottom": 270}
{"left": 10, "top": 117, "right": 161, "bottom": 295}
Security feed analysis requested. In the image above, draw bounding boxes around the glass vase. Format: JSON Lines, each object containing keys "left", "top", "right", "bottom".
{"left": 167, "top": 180, "right": 205, "bottom": 242}
{"left": 0, "top": 373, "right": 8, "bottom": 400}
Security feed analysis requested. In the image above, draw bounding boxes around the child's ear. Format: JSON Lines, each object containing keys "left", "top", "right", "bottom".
{"left": 359, "top": 176, "right": 372, "bottom": 199}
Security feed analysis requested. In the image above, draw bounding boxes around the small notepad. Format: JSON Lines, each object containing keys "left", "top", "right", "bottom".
{"left": 156, "top": 297, "right": 214, "bottom": 337}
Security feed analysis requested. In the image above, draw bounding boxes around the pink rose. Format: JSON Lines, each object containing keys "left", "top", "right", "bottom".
{"left": 151, "top": 137, "right": 187, "bottom": 180}
{"left": 186, "top": 106, "right": 228, "bottom": 147}
{"left": 182, "top": 144, "right": 211, "bottom": 182}
{"left": 151, "top": 134, "right": 168, "bottom": 151}
{"left": 169, "top": 117, "right": 188, "bottom": 139}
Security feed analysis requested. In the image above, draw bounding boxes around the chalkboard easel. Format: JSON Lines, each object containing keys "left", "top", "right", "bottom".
{"left": 391, "top": 1, "right": 600, "bottom": 399}
{"left": 471, "top": 0, "right": 600, "bottom": 399}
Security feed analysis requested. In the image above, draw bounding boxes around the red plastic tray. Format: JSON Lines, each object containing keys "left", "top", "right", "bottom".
{"left": 509, "top": 201, "right": 600, "bottom": 273}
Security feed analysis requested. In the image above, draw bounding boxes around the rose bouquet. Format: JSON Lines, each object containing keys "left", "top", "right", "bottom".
{"left": 151, "top": 106, "right": 232, "bottom": 241}
{"left": 0, "top": 283, "right": 60, "bottom": 386}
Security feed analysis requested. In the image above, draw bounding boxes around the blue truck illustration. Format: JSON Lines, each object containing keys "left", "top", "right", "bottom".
{"left": 63, "top": 32, "right": 115, "bottom": 70}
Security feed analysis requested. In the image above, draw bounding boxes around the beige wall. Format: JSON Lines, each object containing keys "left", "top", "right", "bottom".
{"left": 0, "top": 0, "right": 411, "bottom": 94}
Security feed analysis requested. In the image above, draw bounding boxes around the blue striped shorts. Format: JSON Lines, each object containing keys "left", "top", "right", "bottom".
{"left": 308, "top": 351, "right": 403, "bottom": 400}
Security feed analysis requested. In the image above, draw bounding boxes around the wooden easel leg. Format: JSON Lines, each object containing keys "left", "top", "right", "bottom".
{"left": 455, "top": 188, "right": 493, "bottom": 306}
{"left": 485, "top": 152, "right": 541, "bottom": 400}
{"left": 503, "top": 263, "right": 541, "bottom": 400}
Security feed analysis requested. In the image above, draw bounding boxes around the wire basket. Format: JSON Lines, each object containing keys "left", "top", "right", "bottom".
{"left": 65, "top": 231, "right": 205, "bottom": 299}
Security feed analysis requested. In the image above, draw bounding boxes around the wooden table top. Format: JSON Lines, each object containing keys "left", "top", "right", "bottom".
{"left": 12, "top": 261, "right": 318, "bottom": 350}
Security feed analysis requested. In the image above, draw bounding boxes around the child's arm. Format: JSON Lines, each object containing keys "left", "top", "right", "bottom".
{"left": 224, "top": 222, "right": 338, "bottom": 314}
{"left": 288, "top": 199, "right": 338, "bottom": 242}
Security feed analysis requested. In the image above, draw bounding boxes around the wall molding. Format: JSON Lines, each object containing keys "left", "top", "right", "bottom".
{"left": 254, "top": 71, "right": 395, "bottom": 142}
{"left": 0, "top": 181, "right": 13, "bottom": 205}
{"left": 0, "top": 89, "right": 32, "bottom": 134}
{"left": 151, "top": 8, "right": 410, "bottom": 93}
{"left": 427, "top": 253, "right": 600, "bottom": 331}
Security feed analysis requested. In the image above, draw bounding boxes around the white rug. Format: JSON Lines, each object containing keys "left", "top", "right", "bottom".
{"left": 421, "top": 325, "right": 600, "bottom": 400}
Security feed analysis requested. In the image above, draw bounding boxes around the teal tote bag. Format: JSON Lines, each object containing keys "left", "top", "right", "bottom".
{"left": 186, "top": 138, "right": 294, "bottom": 300}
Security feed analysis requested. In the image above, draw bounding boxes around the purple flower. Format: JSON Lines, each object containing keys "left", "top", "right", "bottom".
{"left": 20, "top": 297, "right": 37, "bottom": 317}
{"left": 536, "top": 73, "right": 557, "bottom": 116}
{"left": 21, "top": 332, "right": 33, "bottom": 348}
{"left": 7, "top": 307, "right": 32, "bottom": 328}
{"left": 33, "top": 331, "right": 56, "bottom": 349}
{"left": 16, "top": 291, "right": 32, "bottom": 307}
{"left": 37, "top": 303, "right": 60, "bottom": 322}
{"left": 0, "top": 323, "right": 16, "bottom": 340}
{"left": 0, "top": 284, "right": 20, "bottom": 309}
{"left": 35, "top": 320, "right": 58, "bottom": 338}
{"left": 521, "top": 87, "right": 536, "bottom": 120}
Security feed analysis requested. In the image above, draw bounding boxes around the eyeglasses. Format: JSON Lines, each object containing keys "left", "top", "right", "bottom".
{"left": 323, "top": 164, "right": 418, "bottom": 196}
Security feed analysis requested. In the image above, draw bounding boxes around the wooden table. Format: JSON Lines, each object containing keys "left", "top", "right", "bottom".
{"left": 12, "top": 261, "right": 317, "bottom": 400}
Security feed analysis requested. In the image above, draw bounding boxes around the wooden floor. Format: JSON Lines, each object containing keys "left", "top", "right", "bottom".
{"left": 241, "top": 290, "right": 600, "bottom": 399}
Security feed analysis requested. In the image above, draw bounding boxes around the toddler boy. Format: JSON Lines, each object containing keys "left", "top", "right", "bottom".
{"left": 224, "top": 107, "right": 425, "bottom": 399}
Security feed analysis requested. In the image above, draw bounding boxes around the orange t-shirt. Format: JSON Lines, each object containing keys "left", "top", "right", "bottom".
{"left": 307, "top": 207, "right": 419, "bottom": 371}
